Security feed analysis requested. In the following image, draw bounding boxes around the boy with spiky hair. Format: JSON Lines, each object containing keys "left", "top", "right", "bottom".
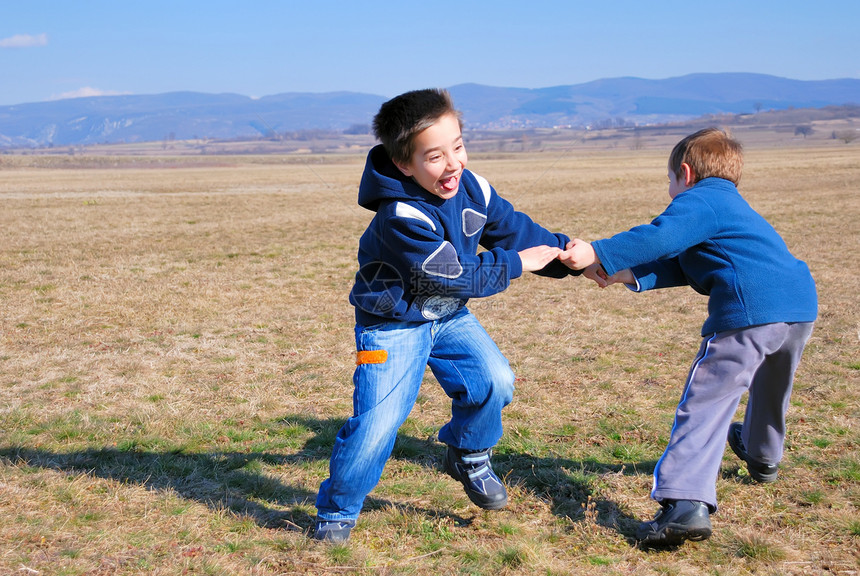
{"left": 313, "top": 88, "right": 577, "bottom": 542}
{"left": 561, "top": 128, "right": 817, "bottom": 546}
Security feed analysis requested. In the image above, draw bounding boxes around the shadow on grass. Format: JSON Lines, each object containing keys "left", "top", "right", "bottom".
{"left": 492, "top": 451, "right": 658, "bottom": 542}
{"left": 0, "top": 415, "right": 469, "bottom": 534}
{"left": 0, "top": 414, "right": 656, "bottom": 542}
{"left": 339, "top": 425, "right": 658, "bottom": 542}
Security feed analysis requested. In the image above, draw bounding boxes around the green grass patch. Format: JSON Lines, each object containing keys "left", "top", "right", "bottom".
{"left": 497, "top": 546, "right": 526, "bottom": 569}
{"left": 826, "top": 458, "right": 860, "bottom": 483}
{"left": 724, "top": 532, "right": 786, "bottom": 561}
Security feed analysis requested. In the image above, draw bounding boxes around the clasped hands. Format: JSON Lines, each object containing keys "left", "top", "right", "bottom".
{"left": 557, "top": 238, "right": 612, "bottom": 287}
{"left": 518, "top": 239, "right": 617, "bottom": 287}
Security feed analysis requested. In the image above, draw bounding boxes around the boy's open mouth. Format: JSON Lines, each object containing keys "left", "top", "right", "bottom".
{"left": 439, "top": 174, "right": 459, "bottom": 192}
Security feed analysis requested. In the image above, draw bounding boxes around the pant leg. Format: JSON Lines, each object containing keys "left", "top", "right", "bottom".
{"left": 316, "top": 322, "right": 431, "bottom": 521}
{"left": 427, "top": 307, "right": 515, "bottom": 450}
{"left": 652, "top": 327, "right": 773, "bottom": 510}
{"left": 742, "top": 322, "right": 814, "bottom": 465}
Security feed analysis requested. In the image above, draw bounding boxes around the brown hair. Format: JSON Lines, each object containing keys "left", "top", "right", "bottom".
{"left": 669, "top": 128, "right": 744, "bottom": 185}
{"left": 372, "top": 88, "right": 462, "bottom": 166}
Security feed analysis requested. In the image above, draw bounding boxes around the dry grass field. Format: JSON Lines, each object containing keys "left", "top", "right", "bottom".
{"left": 0, "top": 141, "right": 857, "bottom": 575}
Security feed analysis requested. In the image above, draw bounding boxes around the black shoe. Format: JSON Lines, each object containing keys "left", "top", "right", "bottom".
{"left": 312, "top": 518, "right": 355, "bottom": 542}
{"left": 727, "top": 422, "right": 779, "bottom": 483}
{"left": 444, "top": 446, "right": 508, "bottom": 510}
{"left": 636, "top": 500, "right": 712, "bottom": 546}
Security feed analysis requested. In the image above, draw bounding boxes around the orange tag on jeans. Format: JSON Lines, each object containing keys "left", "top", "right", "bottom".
{"left": 356, "top": 350, "right": 388, "bottom": 365}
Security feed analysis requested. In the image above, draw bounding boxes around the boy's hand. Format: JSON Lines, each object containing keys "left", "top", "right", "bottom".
{"left": 583, "top": 264, "right": 635, "bottom": 288}
{"left": 518, "top": 245, "right": 562, "bottom": 272}
{"left": 608, "top": 268, "right": 635, "bottom": 286}
{"left": 583, "top": 263, "right": 608, "bottom": 287}
{"left": 558, "top": 238, "right": 597, "bottom": 270}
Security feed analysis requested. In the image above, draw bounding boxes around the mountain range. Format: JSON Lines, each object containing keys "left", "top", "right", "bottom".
{"left": 1, "top": 73, "right": 859, "bottom": 148}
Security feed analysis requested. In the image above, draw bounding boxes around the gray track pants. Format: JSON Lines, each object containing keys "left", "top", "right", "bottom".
{"left": 650, "top": 321, "right": 814, "bottom": 511}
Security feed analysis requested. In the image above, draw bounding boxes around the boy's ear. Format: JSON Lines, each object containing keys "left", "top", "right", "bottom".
{"left": 681, "top": 163, "right": 696, "bottom": 186}
{"left": 393, "top": 160, "right": 413, "bottom": 177}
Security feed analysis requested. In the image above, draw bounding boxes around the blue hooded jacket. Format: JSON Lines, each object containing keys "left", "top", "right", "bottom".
{"left": 592, "top": 177, "right": 817, "bottom": 335}
{"left": 350, "top": 145, "right": 575, "bottom": 325}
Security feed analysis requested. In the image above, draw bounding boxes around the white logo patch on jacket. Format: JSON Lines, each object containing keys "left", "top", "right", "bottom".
{"left": 416, "top": 295, "right": 461, "bottom": 320}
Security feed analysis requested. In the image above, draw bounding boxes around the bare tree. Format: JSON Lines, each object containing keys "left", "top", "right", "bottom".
{"left": 832, "top": 130, "right": 859, "bottom": 144}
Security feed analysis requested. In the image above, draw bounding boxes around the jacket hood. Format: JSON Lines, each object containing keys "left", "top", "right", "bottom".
{"left": 358, "top": 144, "right": 434, "bottom": 211}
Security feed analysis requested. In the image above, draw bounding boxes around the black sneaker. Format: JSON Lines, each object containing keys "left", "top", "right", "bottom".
{"left": 636, "top": 500, "right": 712, "bottom": 546}
{"left": 312, "top": 518, "right": 355, "bottom": 543}
{"left": 727, "top": 422, "right": 779, "bottom": 483}
{"left": 444, "top": 446, "right": 508, "bottom": 510}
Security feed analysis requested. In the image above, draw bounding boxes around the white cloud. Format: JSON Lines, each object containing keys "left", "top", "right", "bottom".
{"left": 0, "top": 33, "right": 48, "bottom": 48}
{"left": 49, "top": 87, "right": 129, "bottom": 101}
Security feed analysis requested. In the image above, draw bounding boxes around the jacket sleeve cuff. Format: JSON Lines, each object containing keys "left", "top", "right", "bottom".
{"left": 509, "top": 249, "right": 524, "bottom": 279}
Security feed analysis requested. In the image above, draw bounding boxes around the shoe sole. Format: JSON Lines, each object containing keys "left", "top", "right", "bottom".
{"left": 313, "top": 532, "right": 350, "bottom": 543}
{"left": 464, "top": 491, "right": 508, "bottom": 510}
{"left": 638, "top": 523, "right": 712, "bottom": 546}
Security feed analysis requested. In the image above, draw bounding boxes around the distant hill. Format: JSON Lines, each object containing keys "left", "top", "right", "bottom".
{"left": 1, "top": 73, "right": 859, "bottom": 147}
{"left": 0, "top": 91, "right": 386, "bottom": 148}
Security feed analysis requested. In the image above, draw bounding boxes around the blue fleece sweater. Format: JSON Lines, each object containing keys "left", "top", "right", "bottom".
{"left": 592, "top": 177, "right": 817, "bottom": 335}
{"left": 350, "top": 145, "right": 574, "bottom": 325}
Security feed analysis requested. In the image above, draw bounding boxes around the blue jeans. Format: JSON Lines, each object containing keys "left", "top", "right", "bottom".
{"left": 315, "top": 307, "right": 515, "bottom": 521}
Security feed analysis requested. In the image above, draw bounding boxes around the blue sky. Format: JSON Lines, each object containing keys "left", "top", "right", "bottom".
{"left": 2, "top": 0, "right": 859, "bottom": 106}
